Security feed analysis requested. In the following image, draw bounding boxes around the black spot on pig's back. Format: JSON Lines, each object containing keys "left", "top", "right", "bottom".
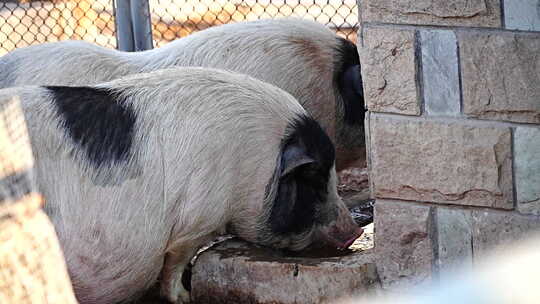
{"left": 47, "top": 86, "right": 136, "bottom": 168}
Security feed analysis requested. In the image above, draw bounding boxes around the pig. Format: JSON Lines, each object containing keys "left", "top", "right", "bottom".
{"left": 0, "top": 18, "right": 365, "bottom": 170}
{"left": 0, "top": 67, "right": 363, "bottom": 304}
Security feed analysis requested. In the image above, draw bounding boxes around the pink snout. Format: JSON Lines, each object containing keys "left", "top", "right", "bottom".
{"left": 318, "top": 202, "right": 366, "bottom": 250}
{"left": 319, "top": 225, "right": 364, "bottom": 250}
{"left": 341, "top": 227, "right": 364, "bottom": 249}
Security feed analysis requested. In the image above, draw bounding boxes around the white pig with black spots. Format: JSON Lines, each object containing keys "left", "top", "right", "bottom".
{"left": 0, "top": 67, "right": 363, "bottom": 304}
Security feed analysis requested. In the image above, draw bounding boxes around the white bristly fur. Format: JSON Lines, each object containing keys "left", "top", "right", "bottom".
{"left": 0, "top": 18, "right": 342, "bottom": 141}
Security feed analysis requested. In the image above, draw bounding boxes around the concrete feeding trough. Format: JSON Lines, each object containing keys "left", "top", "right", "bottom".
{"left": 187, "top": 174, "right": 377, "bottom": 304}
{"left": 137, "top": 223, "right": 377, "bottom": 304}
{"left": 190, "top": 235, "right": 379, "bottom": 304}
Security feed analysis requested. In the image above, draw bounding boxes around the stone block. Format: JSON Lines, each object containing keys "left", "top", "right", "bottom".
{"left": 374, "top": 200, "right": 434, "bottom": 289}
{"left": 369, "top": 115, "right": 513, "bottom": 208}
{"left": 471, "top": 209, "right": 540, "bottom": 257}
{"left": 0, "top": 202, "right": 78, "bottom": 304}
{"left": 359, "top": 0, "right": 502, "bottom": 28}
{"left": 191, "top": 240, "right": 380, "bottom": 304}
{"left": 504, "top": 0, "right": 540, "bottom": 31}
{"left": 515, "top": 126, "right": 540, "bottom": 215}
{"left": 359, "top": 26, "right": 420, "bottom": 116}
{"left": 420, "top": 30, "right": 461, "bottom": 116}
{"left": 435, "top": 207, "right": 473, "bottom": 276}
{"left": 459, "top": 30, "right": 540, "bottom": 123}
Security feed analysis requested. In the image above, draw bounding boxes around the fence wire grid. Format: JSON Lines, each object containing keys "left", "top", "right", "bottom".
{"left": 1, "top": 0, "right": 358, "bottom": 55}
{"left": 0, "top": 0, "right": 116, "bottom": 55}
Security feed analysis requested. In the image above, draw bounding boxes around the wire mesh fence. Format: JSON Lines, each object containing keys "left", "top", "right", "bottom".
{"left": 150, "top": 0, "right": 358, "bottom": 48}
{"left": 0, "top": 0, "right": 116, "bottom": 55}
{"left": 1, "top": 0, "right": 358, "bottom": 55}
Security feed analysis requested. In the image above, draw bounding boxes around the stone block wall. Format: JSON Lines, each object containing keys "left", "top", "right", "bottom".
{"left": 357, "top": 0, "right": 540, "bottom": 289}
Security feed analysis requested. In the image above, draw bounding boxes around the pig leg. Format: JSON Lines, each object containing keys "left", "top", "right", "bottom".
{"left": 160, "top": 236, "right": 213, "bottom": 303}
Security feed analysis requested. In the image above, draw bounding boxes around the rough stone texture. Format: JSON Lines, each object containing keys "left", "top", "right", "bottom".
{"left": 359, "top": 26, "right": 420, "bottom": 116}
{"left": 191, "top": 240, "right": 380, "bottom": 304}
{"left": 515, "top": 127, "right": 540, "bottom": 215}
{"left": 459, "top": 31, "right": 540, "bottom": 123}
{"left": 0, "top": 199, "right": 78, "bottom": 304}
{"left": 359, "top": 0, "right": 502, "bottom": 27}
{"left": 471, "top": 209, "right": 540, "bottom": 257}
{"left": 374, "top": 200, "right": 434, "bottom": 289}
{"left": 338, "top": 167, "right": 370, "bottom": 208}
{"left": 373, "top": 200, "right": 540, "bottom": 290}
{"left": 435, "top": 207, "right": 473, "bottom": 277}
{"left": 504, "top": 0, "right": 540, "bottom": 31}
{"left": 369, "top": 115, "right": 513, "bottom": 208}
{"left": 436, "top": 207, "right": 540, "bottom": 270}
{"left": 420, "top": 30, "right": 461, "bottom": 116}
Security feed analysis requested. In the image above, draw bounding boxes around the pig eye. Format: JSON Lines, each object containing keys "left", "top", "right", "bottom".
{"left": 297, "top": 164, "right": 324, "bottom": 182}
{"left": 296, "top": 165, "right": 328, "bottom": 201}
{"left": 300, "top": 165, "right": 319, "bottom": 177}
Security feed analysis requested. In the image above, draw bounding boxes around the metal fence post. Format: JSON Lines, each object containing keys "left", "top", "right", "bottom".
{"left": 130, "top": 0, "right": 154, "bottom": 51}
{"left": 114, "top": 0, "right": 135, "bottom": 51}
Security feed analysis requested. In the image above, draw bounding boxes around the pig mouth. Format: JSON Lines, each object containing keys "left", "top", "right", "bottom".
{"left": 340, "top": 232, "right": 363, "bottom": 249}
{"left": 320, "top": 227, "right": 364, "bottom": 250}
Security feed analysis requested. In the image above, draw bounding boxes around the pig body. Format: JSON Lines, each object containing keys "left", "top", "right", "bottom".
{"left": 0, "top": 67, "right": 362, "bottom": 304}
{"left": 0, "top": 19, "right": 365, "bottom": 170}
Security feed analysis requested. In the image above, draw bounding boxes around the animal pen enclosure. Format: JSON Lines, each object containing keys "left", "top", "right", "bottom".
{"left": 2, "top": 0, "right": 540, "bottom": 303}
{"left": 0, "top": 0, "right": 358, "bottom": 55}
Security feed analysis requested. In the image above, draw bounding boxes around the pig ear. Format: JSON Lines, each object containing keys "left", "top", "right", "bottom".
{"left": 270, "top": 142, "right": 315, "bottom": 234}
{"left": 340, "top": 64, "right": 365, "bottom": 125}
{"left": 343, "top": 64, "right": 364, "bottom": 97}
{"left": 280, "top": 144, "right": 315, "bottom": 177}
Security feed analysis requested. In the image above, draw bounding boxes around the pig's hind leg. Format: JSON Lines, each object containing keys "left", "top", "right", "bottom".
{"left": 160, "top": 236, "right": 214, "bottom": 303}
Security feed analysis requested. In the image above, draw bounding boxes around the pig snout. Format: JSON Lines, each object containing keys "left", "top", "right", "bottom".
{"left": 318, "top": 204, "right": 364, "bottom": 250}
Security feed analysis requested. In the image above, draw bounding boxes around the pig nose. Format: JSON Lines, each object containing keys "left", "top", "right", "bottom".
{"left": 339, "top": 227, "right": 364, "bottom": 250}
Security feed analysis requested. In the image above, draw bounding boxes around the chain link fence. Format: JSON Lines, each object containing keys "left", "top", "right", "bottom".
{"left": 0, "top": 0, "right": 116, "bottom": 55}
{"left": 1, "top": 0, "right": 358, "bottom": 55}
{"left": 150, "top": 0, "right": 358, "bottom": 48}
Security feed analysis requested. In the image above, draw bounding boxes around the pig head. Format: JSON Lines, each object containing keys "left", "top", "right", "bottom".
{"left": 230, "top": 114, "right": 363, "bottom": 252}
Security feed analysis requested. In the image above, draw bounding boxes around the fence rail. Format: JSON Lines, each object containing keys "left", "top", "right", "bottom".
{"left": 0, "top": 0, "right": 358, "bottom": 55}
